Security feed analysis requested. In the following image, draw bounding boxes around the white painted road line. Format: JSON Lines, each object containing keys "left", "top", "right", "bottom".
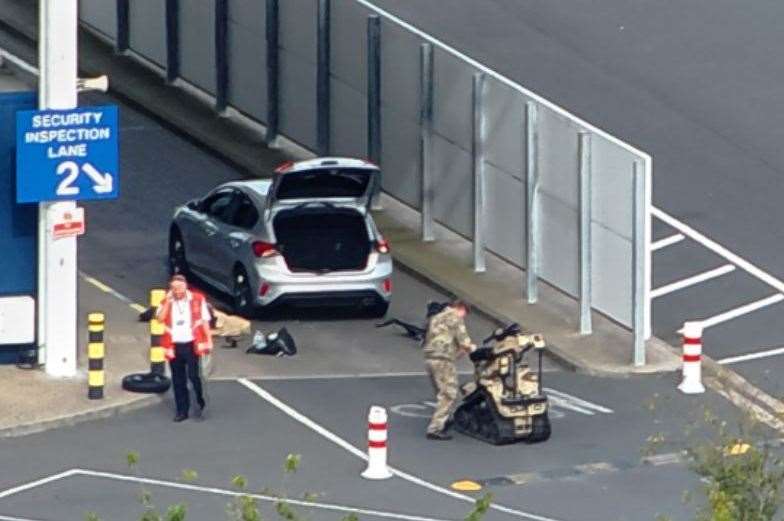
{"left": 718, "top": 346, "right": 784, "bottom": 365}
{"left": 695, "top": 294, "right": 784, "bottom": 331}
{"left": 651, "top": 233, "right": 685, "bottom": 252}
{"left": 237, "top": 378, "right": 565, "bottom": 521}
{"left": 650, "top": 264, "right": 735, "bottom": 299}
{"left": 543, "top": 388, "right": 614, "bottom": 414}
{"left": 71, "top": 469, "right": 453, "bottom": 521}
{"left": 0, "top": 515, "right": 45, "bottom": 521}
{"left": 652, "top": 207, "right": 784, "bottom": 296}
{"left": 0, "top": 469, "right": 78, "bottom": 500}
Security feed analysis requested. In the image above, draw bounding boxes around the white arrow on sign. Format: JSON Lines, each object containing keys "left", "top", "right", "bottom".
{"left": 81, "top": 162, "right": 113, "bottom": 194}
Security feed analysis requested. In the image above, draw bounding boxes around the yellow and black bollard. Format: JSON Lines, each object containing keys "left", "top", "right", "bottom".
{"left": 149, "top": 289, "right": 167, "bottom": 375}
{"left": 87, "top": 312, "right": 105, "bottom": 400}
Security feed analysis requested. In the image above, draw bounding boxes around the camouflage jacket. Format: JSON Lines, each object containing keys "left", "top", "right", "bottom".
{"left": 423, "top": 307, "right": 475, "bottom": 361}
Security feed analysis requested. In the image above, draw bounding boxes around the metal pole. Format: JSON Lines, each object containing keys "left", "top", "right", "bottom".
{"left": 165, "top": 0, "right": 180, "bottom": 83}
{"left": 38, "top": 0, "right": 78, "bottom": 376}
{"left": 214, "top": 0, "right": 229, "bottom": 113}
{"left": 472, "top": 73, "right": 487, "bottom": 273}
{"left": 633, "top": 160, "right": 646, "bottom": 366}
{"left": 578, "top": 131, "right": 592, "bottom": 334}
{"left": 525, "top": 101, "right": 539, "bottom": 303}
{"left": 316, "top": 0, "right": 331, "bottom": 156}
{"left": 367, "top": 14, "right": 382, "bottom": 210}
{"left": 419, "top": 42, "right": 434, "bottom": 242}
{"left": 115, "top": 0, "right": 129, "bottom": 54}
{"left": 265, "top": 0, "right": 279, "bottom": 145}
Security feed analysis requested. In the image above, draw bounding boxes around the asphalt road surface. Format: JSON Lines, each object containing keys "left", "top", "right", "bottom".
{"left": 364, "top": 0, "right": 784, "bottom": 400}
{"left": 0, "top": 83, "right": 747, "bottom": 521}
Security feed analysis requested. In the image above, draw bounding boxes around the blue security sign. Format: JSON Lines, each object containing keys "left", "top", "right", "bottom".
{"left": 16, "top": 105, "right": 119, "bottom": 203}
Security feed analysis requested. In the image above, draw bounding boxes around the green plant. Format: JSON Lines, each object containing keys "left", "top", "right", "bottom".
{"left": 465, "top": 493, "right": 493, "bottom": 521}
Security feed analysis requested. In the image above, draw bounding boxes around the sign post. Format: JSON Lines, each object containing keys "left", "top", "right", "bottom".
{"left": 36, "top": 0, "right": 79, "bottom": 377}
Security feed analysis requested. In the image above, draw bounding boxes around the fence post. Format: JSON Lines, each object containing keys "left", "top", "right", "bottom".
{"left": 165, "top": 0, "right": 180, "bottom": 83}
{"left": 633, "top": 160, "right": 646, "bottom": 366}
{"left": 472, "top": 73, "right": 487, "bottom": 273}
{"left": 214, "top": 0, "right": 229, "bottom": 113}
{"left": 367, "top": 14, "right": 382, "bottom": 209}
{"left": 115, "top": 0, "right": 130, "bottom": 54}
{"left": 419, "top": 42, "right": 434, "bottom": 242}
{"left": 525, "top": 101, "right": 539, "bottom": 303}
{"left": 149, "top": 289, "right": 167, "bottom": 375}
{"left": 316, "top": 0, "right": 331, "bottom": 156}
{"left": 578, "top": 131, "right": 592, "bottom": 334}
{"left": 265, "top": 0, "right": 279, "bottom": 145}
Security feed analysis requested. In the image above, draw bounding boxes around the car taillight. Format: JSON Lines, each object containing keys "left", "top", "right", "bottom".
{"left": 259, "top": 283, "right": 271, "bottom": 296}
{"left": 252, "top": 241, "right": 279, "bottom": 258}
{"left": 383, "top": 278, "right": 392, "bottom": 294}
{"left": 376, "top": 239, "right": 390, "bottom": 254}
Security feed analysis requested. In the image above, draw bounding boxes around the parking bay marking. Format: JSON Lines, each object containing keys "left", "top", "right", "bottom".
{"left": 391, "top": 388, "right": 613, "bottom": 420}
{"left": 0, "top": 469, "right": 455, "bottom": 521}
{"left": 237, "top": 378, "right": 566, "bottom": 521}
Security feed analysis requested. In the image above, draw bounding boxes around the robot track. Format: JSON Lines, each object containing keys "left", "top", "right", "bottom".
{"left": 453, "top": 390, "right": 551, "bottom": 445}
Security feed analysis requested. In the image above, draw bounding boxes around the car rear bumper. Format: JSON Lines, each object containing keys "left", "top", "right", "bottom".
{"left": 252, "top": 259, "right": 392, "bottom": 308}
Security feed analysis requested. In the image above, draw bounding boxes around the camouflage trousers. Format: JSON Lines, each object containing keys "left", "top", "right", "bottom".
{"left": 425, "top": 359, "right": 458, "bottom": 434}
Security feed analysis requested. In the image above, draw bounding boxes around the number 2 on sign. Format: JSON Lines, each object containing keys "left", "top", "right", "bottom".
{"left": 56, "top": 161, "right": 80, "bottom": 196}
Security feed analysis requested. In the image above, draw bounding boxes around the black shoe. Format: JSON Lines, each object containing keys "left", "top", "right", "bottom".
{"left": 427, "top": 431, "right": 452, "bottom": 441}
{"left": 173, "top": 414, "right": 188, "bottom": 422}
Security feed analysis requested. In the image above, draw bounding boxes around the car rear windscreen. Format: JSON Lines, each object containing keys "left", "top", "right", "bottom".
{"left": 275, "top": 169, "right": 372, "bottom": 199}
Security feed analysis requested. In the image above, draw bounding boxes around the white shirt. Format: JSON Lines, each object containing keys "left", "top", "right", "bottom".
{"left": 168, "top": 292, "right": 211, "bottom": 344}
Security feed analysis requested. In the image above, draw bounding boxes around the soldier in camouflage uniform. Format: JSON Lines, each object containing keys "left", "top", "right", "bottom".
{"left": 422, "top": 300, "right": 476, "bottom": 440}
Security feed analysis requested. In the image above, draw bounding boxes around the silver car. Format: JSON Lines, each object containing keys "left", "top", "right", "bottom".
{"left": 168, "top": 157, "right": 393, "bottom": 317}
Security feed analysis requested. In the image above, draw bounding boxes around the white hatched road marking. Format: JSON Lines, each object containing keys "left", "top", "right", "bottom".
{"left": 652, "top": 207, "right": 784, "bottom": 295}
{"left": 651, "top": 233, "right": 685, "bottom": 251}
{"left": 698, "top": 294, "right": 784, "bottom": 331}
{"left": 719, "top": 346, "right": 784, "bottom": 365}
{"left": 237, "top": 378, "right": 565, "bottom": 521}
{"left": 650, "top": 264, "right": 735, "bottom": 299}
{"left": 0, "top": 470, "right": 77, "bottom": 500}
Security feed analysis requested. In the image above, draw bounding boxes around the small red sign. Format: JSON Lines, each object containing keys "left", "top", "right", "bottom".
{"left": 52, "top": 207, "right": 85, "bottom": 239}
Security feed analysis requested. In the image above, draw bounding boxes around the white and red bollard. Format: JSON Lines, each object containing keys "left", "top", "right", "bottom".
{"left": 678, "top": 321, "right": 705, "bottom": 394}
{"left": 361, "top": 406, "right": 393, "bottom": 480}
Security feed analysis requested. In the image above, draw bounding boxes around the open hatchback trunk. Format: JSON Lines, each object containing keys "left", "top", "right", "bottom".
{"left": 267, "top": 161, "right": 378, "bottom": 272}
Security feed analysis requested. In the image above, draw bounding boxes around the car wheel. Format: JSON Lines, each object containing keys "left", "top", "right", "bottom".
{"left": 169, "top": 227, "right": 189, "bottom": 277}
{"left": 232, "top": 267, "right": 255, "bottom": 318}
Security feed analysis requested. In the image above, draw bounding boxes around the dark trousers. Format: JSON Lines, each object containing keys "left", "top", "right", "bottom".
{"left": 169, "top": 342, "right": 205, "bottom": 416}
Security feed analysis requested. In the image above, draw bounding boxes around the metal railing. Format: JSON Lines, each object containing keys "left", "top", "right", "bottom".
{"left": 78, "top": 0, "right": 653, "bottom": 364}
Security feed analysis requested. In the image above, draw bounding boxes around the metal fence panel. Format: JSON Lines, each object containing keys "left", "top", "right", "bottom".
{"left": 331, "top": 0, "right": 366, "bottom": 94}
{"left": 485, "top": 161, "right": 526, "bottom": 266}
{"left": 179, "top": 0, "right": 215, "bottom": 94}
{"left": 278, "top": 0, "right": 317, "bottom": 149}
{"left": 330, "top": 78, "right": 366, "bottom": 160}
{"left": 79, "top": 0, "right": 116, "bottom": 39}
{"left": 227, "top": 0, "right": 267, "bottom": 122}
{"left": 129, "top": 0, "right": 166, "bottom": 67}
{"left": 431, "top": 133, "right": 473, "bottom": 238}
{"left": 381, "top": 104, "right": 421, "bottom": 208}
{"left": 484, "top": 79, "right": 525, "bottom": 182}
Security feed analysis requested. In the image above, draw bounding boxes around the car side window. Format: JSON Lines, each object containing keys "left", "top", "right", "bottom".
{"left": 203, "top": 190, "right": 235, "bottom": 222}
{"left": 230, "top": 194, "right": 260, "bottom": 229}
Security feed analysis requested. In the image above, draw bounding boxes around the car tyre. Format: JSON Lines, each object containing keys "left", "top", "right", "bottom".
{"left": 232, "top": 267, "right": 255, "bottom": 318}
{"left": 169, "top": 227, "right": 189, "bottom": 277}
{"left": 122, "top": 372, "right": 171, "bottom": 394}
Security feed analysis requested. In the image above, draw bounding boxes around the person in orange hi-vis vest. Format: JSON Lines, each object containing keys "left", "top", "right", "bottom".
{"left": 156, "top": 274, "right": 213, "bottom": 422}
